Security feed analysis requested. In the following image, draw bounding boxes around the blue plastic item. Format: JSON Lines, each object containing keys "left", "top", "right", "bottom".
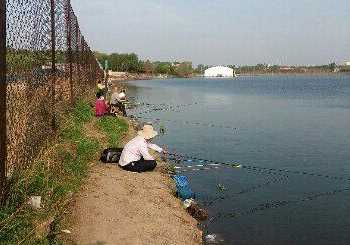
{"left": 172, "top": 175, "right": 195, "bottom": 200}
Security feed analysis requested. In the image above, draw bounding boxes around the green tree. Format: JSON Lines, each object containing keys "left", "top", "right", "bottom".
{"left": 175, "top": 62, "right": 193, "bottom": 77}
{"left": 143, "top": 60, "right": 154, "bottom": 74}
{"left": 154, "top": 62, "right": 172, "bottom": 74}
{"left": 329, "top": 62, "right": 337, "bottom": 71}
{"left": 95, "top": 52, "right": 143, "bottom": 73}
{"left": 195, "top": 64, "right": 208, "bottom": 74}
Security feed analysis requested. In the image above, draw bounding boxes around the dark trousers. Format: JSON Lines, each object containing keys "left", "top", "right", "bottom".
{"left": 111, "top": 102, "right": 127, "bottom": 117}
{"left": 121, "top": 159, "right": 157, "bottom": 173}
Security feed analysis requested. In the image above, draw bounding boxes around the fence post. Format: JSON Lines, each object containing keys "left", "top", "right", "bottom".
{"left": 104, "top": 60, "right": 109, "bottom": 99}
{"left": 0, "top": 0, "right": 7, "bottom": 199}
{"left": 66, "top": 0, "right": 73, "bottom": 105}
{"left": 76, "top": 21, "right": 80, "bottom": 84}
{"left": 50, "top": 0, "right": 57, "bottom": 131}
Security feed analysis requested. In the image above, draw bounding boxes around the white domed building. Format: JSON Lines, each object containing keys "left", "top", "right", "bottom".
{"left": 204, "top": 66, "right": 235, "bottom": 78}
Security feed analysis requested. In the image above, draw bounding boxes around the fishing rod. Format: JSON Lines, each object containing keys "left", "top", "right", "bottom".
{"left": 167, "top": 152, "right": 350, "bottom": 182}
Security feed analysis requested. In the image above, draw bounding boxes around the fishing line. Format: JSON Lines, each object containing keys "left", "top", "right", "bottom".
{"left": 130, "top": 102, "right": 199, "bottom": 115}
{"left": 168, "top": 157, "right": 291, "bottom": 207}
{"left": 130, "top": 115, "right": 239, "bottom": 131}
{"left": 167, "top": 152, "right": 350, "bottom": 182}
{"left": 134, "top": 101, "right": 199, "bottom": 109}
{"left": 169, "top": 157, "right": 286, "bottom": 177}
{"left": 203, "top": 175, "right": 290, "bottom": 208}
{"left": 168, "top": 152, "right": 350, "bottom": 223}
{"left": 209, "top": 185, "right": 350, "bottom": 224}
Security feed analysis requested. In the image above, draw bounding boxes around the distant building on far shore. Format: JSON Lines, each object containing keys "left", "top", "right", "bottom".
{"left": 204, "top": 66, "right": 235, "bottom": 78}
{"left": 345, "top": 61, "right": 350, "bottom": 66}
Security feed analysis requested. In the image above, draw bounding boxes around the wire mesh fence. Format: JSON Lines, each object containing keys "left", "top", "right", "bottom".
{"left": 1, "top": 0, "right": 104, "bottom": 200}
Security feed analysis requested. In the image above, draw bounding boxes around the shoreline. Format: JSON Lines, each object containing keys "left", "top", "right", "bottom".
{"left": 236, "top": 71, "right": 350, "bottom": 77}
{"left": 110, "top": 71, "right": 350, "bottom": 83}
{"left": 62, "top": 117, "right": 203, "bottom": 244}
{"left": 108, "top": 72, "right": 155, "bottom": 82}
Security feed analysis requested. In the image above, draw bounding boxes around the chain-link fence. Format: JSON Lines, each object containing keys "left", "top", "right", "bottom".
{"left": 0, "top": 0, "right": 104, "bottom": 200}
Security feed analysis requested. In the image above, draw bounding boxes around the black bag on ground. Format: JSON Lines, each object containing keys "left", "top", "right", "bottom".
{"left": 100, "top": 148, "right": 123, "bottom": 163}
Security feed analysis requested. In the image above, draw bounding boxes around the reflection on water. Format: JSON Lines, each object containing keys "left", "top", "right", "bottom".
{"left": 125, "top": 75, "right": 350, "bottom": 245}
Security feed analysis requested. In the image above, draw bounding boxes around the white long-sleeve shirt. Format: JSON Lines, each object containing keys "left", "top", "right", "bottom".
{"left": 111, "top": 92, "right": 126, "bottom": 104}
{"left": 119, "top": 136, "right": 163, "bottom": 166}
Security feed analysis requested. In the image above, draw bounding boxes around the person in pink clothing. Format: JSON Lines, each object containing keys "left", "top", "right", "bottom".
{"left": 95, "top": 92, "right": 108, "bottom": 117}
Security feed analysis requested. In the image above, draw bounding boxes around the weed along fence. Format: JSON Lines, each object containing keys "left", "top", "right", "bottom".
{"left": 0, "top": 0, "right": 104, "bottom": 201}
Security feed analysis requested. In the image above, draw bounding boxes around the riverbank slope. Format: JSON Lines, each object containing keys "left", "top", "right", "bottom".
{"left": 61, "top": 119, "right": 202, "bottom": 244}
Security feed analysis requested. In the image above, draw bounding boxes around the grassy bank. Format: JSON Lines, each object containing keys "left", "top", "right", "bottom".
{"left": 0, "top": 101, "right": 128, "bottom": 244}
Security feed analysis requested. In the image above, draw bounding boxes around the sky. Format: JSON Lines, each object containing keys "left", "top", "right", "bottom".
{"left": 72, "top": 0, "right": 350, "bottom": 66}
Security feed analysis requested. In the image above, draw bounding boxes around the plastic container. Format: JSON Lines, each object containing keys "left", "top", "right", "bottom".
{"left": 172, "top": 175, "right": 195, "bottom": 200}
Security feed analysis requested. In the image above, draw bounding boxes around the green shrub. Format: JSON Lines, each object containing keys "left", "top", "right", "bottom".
{"left": 0, "top": 100, "right": 101, "bottom": 244}
{"left": 0, "top": 100, "right": 129, "bottom": 243}
{"left": 60, "top": 122, "right": 83, "bottom": 141}
{"left": 97, "top": 116, "right": 128, "bottom": 147}
{"left": 72, "top": 100, "right": 93, "bottom": 124}
{"left": 76, "top": 138, "right": 100, "bottom": 162}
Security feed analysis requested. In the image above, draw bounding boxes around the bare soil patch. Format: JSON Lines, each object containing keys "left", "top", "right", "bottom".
{"left": 61, "top": 121, "right": 203, "bottom": 245}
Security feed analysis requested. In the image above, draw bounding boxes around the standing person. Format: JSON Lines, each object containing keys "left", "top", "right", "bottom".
{"left": 110, "top": 87, "right": 127, "bottom": 117}
{"left": 95, "top": 93, "right": 108, "bottom": 117}
{"left": 119, "top": 125, "right": 167, "bottom": 172}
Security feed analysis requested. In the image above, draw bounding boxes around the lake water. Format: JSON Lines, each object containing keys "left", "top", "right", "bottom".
{"left": 125, "top": 75, "right": 350, "bottom": 245}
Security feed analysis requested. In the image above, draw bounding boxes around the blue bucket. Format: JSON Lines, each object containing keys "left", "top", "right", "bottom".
{"left": 172, "top": 175, "right": 195, "bottom": 200}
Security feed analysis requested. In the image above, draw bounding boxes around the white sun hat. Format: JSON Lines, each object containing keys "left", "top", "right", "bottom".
{"left": 137, "top": 125, "right": 158, "bottom": 139}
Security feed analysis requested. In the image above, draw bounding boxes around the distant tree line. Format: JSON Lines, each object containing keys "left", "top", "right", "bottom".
{"left": 6, "top": 48, "right": 67, "bottom": 71}
{"left": 194, "top": 63, "right": 350, "bottom": 74}
{"left": 95, "top": 52, "right": 143, "bottom": 73}
{"left": 95, "top": 52, "right": 194, "bottom": 77}
{"left": 94, "top": 51, "right": 350, "bottom": 76}
{"left": 233, "top": 63, "right": 349, "bottom": 74}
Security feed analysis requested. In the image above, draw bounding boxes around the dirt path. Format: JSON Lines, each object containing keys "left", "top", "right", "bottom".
{"left": 62, "top": 121, "right": 203, "bottom": 245}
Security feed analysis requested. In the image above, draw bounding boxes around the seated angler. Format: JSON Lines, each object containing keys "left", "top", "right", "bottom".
{"left": 119, "top": 125, "right": 166, "bottom": 173}
{"left": 110, "top": 87, "right": 127, "bottom": 117}
{"left": 95, "top": 92, "right": 109, "bottom": 117}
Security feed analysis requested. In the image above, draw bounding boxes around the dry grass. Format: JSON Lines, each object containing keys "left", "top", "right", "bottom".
{"left": 0, "top": 100, "right": 129, "bottom": 244}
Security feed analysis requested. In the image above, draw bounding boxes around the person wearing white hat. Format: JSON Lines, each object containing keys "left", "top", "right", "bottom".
{"left": 110, "top": 87, "right": 127, "bottom": 117}
{"left": 118, "top": 125, "right": 166, "bottom": 172}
